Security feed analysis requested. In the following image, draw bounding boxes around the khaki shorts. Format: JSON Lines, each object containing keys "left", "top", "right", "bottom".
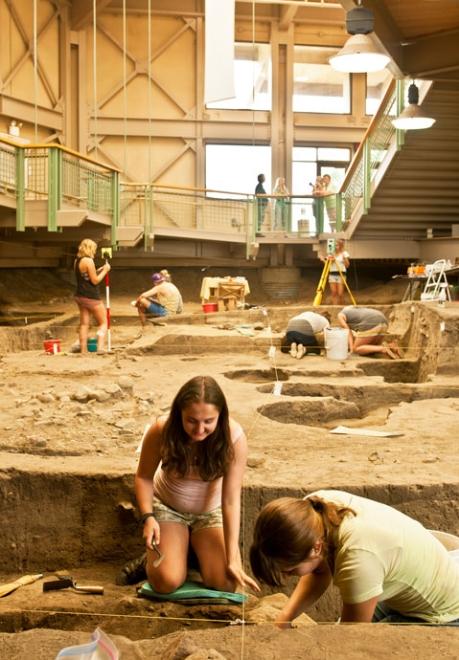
{"left": 352, "top": 323, "right": 388, "bottom": 338}
{"left": 153, "top": 497, "right": 223, "bottom": 532}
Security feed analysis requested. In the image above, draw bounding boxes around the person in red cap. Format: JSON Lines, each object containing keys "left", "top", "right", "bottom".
{"left": 134, "top": 272, "right": 182, "bottom": 326}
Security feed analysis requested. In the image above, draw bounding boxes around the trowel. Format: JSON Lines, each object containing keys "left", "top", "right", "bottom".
{"left": 43, "top": 573, "right": 104, "bottom": 595}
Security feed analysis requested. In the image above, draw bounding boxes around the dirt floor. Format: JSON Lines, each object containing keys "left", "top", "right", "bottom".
{"left": 1, "top": 267, "right": 459, "bottom": 658}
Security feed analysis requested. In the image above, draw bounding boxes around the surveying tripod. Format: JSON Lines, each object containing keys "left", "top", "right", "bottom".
{"left": 313, "top": 256, "right": 356, "bottom": 307}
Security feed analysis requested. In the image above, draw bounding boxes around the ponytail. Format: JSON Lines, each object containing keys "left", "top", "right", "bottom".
{"left": 250, "top": 495, "right": 355, "bottom": 586}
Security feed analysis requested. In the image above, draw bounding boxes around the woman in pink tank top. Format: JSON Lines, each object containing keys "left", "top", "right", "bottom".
{"left": 135, "top": 375, "right": 259, "bottom": 594}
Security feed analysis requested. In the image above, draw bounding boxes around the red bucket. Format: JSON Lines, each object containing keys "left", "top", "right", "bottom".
{"left": 202, "top": 302, "right": 218, "bottom": 314}
{"left": 43, "top": 339, "right": 61, "bottom": 355}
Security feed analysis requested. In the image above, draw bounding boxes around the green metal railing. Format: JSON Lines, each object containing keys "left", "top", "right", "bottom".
{"left": 0, "top": 78, "right": 418, "bottom": 254}
{"left": 338, "top": 79, "right": 400, "bottom": 230}
{"left": 119, "top": 183, "right": 253, "bottom": 251}
{"left": 0, "top": 138, "right": 119, "bottom": 238}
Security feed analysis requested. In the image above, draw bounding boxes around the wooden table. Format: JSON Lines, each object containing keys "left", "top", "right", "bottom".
{"left": 200, "top": 276, "right": 250, "bottom": 310}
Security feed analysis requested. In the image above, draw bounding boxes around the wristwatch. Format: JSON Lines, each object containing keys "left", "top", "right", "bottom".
{"left": 140, "top": 512, "right": 155, "bottom": 524}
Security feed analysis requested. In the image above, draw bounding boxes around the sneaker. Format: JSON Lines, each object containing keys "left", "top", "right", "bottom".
{"left": 115, "top": 553, "right": 147, "bottom": 586}
{"left": 289, "top": 342, "right": 297, "bottom": 357}
{"left": 296, "top": 344, "right": 306, "bottom": 359}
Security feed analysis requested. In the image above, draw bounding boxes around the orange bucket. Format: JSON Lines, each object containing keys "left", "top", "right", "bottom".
{"left": 43, "top": 339, "right": 61, "bottom": 355}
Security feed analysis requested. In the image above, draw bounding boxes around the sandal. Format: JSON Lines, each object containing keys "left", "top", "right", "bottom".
{"left": 115, "top": 553, "right": 147, "bottom": 586}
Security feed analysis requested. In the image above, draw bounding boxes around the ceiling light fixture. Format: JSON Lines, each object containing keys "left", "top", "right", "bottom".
{"left": 330, "top": 2, "right": 391, "bottom": 73}
{"left": 392, "top": 82, "right": 436, "bottom": 130}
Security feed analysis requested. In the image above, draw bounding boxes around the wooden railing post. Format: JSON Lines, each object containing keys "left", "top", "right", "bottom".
{"left": 15, "top": 147, "right": 25, "bottom": 231}
{"left": 48, "top": 147, "right": 61, "bottom": 231}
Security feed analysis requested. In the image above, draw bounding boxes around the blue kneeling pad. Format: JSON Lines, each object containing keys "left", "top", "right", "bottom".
{"left": 138, "top": 580, "right": 247, "bottom": 604}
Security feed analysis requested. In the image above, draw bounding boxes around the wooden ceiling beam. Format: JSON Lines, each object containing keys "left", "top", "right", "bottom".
{"left": 402, "top": 29, "right": 459, "bottom": 79}
{"left": 279, "top": 5, "right": 298, "bottom": 31}
{"left": 71, "top": 0, "right": 112, "bottom": 31}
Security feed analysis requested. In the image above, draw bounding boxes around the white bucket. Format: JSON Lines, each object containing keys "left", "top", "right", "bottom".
{"left": 324, "top": 327, "right": 349, "bottom": 360}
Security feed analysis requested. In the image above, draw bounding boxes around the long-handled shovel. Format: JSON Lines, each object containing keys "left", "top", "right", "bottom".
{"left": 0, "top": 573, "right": 43, "bottom": 598}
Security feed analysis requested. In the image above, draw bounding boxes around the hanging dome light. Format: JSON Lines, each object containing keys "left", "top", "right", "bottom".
{"left": 392, "top": 82, "right": 436, "bottom": 130}
{"left": 330, "top": 3, "right": 391, "bottom": 73}
{"left": 330, "top": 34, "right": 391, "bottom": 73}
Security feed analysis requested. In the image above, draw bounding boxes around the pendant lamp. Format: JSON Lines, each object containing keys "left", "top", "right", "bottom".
{"left": 330, "top": 2, "right": 390, "bottom": 73}
{"left": 392, "top": 82, "right": 436, "bottom": 130}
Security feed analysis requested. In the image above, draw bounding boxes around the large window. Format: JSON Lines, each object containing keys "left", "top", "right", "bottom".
{"left": 205, "top": 144, "right": 272, "bottom": 198}
{"left": 366, "top": 69, "right": 392, "bottom": 115}
{"left": 206, "top": 43, "right": 271, "bottom": 111}
{"left": 293, "top": 46, "right": 350, "bottom": 114}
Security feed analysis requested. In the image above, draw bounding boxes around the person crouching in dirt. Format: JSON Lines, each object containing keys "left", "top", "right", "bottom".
{"left": 74, "top": 238, "right": 111, "bottom": 353}
{"left": 134, "top": 272, "right": 182, "bottom": 326}
{"left": 337, "top": 306, "right": 401, "bottom": 359}
{"left": 250, "top": 490, "right": 459, "bottom": 626}
{"left": 280, "top": 311, "right": 330, "bottom": 359}
{"left": 131, "top": 375, "right": 259, "bottom": 594}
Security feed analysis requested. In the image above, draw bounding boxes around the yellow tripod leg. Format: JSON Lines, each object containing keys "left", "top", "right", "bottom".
{"left": 335, "top": 261, "right": 357, "bottom": 305}
{"left": 313, "top": 259, "right": 330, "bottom": 306}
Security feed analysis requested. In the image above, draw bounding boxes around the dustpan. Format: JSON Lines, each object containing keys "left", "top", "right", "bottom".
{"left": 137, "top": 580, "right": 247, "bottom": 604}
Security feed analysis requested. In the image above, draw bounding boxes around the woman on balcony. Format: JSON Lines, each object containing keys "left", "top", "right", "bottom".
{"left": 273, "top": 177, "right": 289, "bottom": 231}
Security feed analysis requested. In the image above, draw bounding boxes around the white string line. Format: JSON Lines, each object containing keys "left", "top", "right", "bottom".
{"left": 18, "top": 607, "right": 233, "bottom": 625}
{"left": 33, "top": 0, "right": 38, "bottom": 143}
{"left": 123, "top": 0, "right": 128, "bottom": 177}
{"left": 92, "top": 0, "right": 98, "bottom": 159}
{"left": 147, "top": 0, "right": 152, "bottom": 185}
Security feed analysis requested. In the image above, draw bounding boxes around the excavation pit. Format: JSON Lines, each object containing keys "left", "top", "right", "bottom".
{"left": 0, "top": 311, "right": 61, "bottom": 327}
{"left": 256, "top": 381, "right": 459, "bottom": 418}
{"left": 0, "top": 302, "right": 458, "bottom": 656}
{"left": 224, "top": 368, "right": 290, "bottom": 383}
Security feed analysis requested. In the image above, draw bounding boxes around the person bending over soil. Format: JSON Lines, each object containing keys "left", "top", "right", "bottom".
{"left": 280, "top": 311, "right": 330, "bottom": 359}
{"left": 134, "top": 272, "right": 182, "bottom": 326}
{"left": 250, "top": 490, "right": 459, "bottom": 626}
{"left": 74, "top": 239, "right": 110, "bottom": 354}
{"left": 337, "top": 305, "right": 401, "bottom": 358}
{"left": 135, "top": 375, "right": 259, "bottom": 594}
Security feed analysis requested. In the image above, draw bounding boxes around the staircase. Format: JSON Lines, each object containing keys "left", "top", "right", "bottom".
{"left": 351, "top": 84, "right": 459, "bottom": 241}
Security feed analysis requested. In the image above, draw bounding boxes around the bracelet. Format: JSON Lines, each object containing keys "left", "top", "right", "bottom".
{"left": 140, "top": 512, "right": 155, "bottom": 525}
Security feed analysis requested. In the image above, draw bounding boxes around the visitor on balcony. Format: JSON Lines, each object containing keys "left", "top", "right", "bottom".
{"left": 273, "top": 177, "right": 290, "bottom": 231}
{"left": 255, "top": 173, "right": 268, "bottom": 233}
{"left": 133, "top": 272, "right": 182, "bottom": 326}
{"left": 314, "top": 174, "right": 337, "bottom": 231}
{"left": 337, "top": 306, "right": 401, "bottom": 358}
{"left": 250, "top": 489, "right": 459, "bottom": 626}
{"left": 311, "top": 175, "right": 325, "bottom": 233}
{"left": 74, "top": 238, "right": 110, "bottom": 354}
{"left": 280, "top": 310, "right": 330, "bottom": 359}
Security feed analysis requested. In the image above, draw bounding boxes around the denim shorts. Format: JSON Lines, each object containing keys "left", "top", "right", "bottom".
{"left": 153, "top": 497, "right": 223, "bottom": 532}
{"left": 146, "top": 301, "right": 167, "bottom": 317}
{"left": 329, "top": 273, "right": 346, "bottom": 284}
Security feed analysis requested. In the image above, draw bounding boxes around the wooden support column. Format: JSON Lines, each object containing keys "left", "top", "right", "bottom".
{"left": 270, "top": 24, "right": 294, "bottom": 193}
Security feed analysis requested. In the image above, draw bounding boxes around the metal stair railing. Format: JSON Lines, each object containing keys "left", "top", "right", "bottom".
{"left": 337, "top": 79, "right": 433, "bottom": 238}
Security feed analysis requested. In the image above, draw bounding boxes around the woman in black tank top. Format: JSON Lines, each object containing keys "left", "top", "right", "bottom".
{"left": 74, "top": 239, "right": 111, "bottom": 353}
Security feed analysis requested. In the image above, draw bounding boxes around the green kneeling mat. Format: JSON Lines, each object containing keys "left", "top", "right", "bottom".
{"left": 137, "top": 580, "right": 247, "bottom": 604}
